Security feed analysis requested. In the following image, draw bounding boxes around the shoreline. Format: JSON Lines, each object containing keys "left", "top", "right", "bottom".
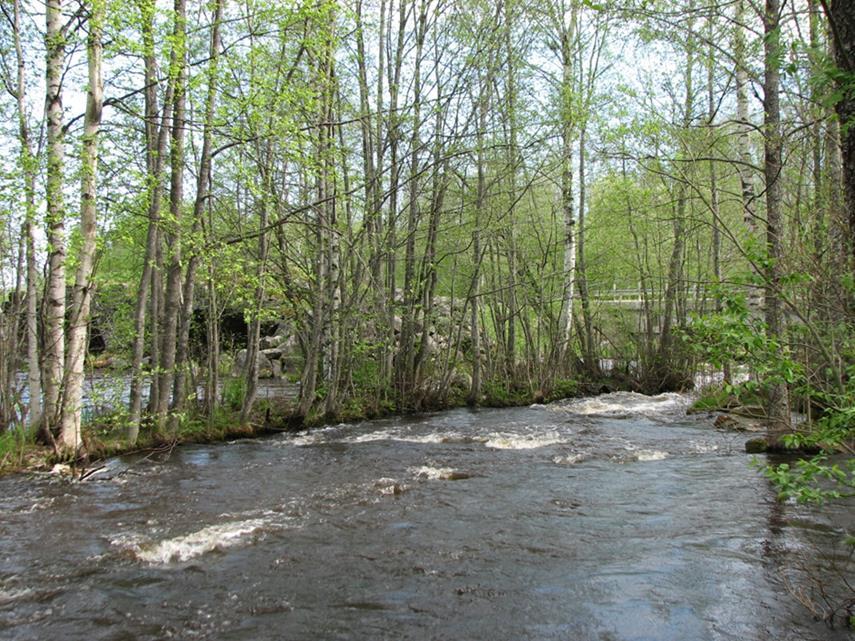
{"left": 0, "top": 376, "right": 629, "bottom": 479}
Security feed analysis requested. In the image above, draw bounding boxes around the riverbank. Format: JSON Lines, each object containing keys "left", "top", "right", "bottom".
{"left": 0, "top": 376, "right": 626, "bottom": 478}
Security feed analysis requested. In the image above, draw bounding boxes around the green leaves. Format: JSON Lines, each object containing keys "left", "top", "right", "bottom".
{"left": 764, "top": 455, "right": 854, "bottom": 505}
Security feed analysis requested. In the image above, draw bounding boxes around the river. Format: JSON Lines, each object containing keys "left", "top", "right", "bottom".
{"left": 0, "top": 392, "right": 852, "bottom": 640}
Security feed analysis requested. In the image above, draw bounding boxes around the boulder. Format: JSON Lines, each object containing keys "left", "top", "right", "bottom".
{"left": 744, "top": 437, "right": 768, "bottom": 454}
{"left": 232, "top": 349, "right": 248, "bottom": 375}
{"left": 449, "top": 371, "right": 472, "bottom": 390}
{"left": 262, "top": 347, "right": 285, "bottom": 360}
{"left": 233, "top": 348, "right": 274, "bottom": 378}
{"left": 260, "top": 334, "right": 286, "bottom": 350}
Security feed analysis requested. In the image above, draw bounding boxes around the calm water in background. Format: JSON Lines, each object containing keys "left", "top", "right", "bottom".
{"left": 0, "top": 392, "right": 852, "bottom": 640}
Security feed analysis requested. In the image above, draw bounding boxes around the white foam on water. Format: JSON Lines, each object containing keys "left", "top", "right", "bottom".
{"left": 559, "top": 392, "right": 689, "bottom": 421}
{"left": 344, "top": 429, "right": 472, "bottom": 445}
{"left": 635, "top": 449, "right": 669, "bottom": 461}
{"left": 691, "top": 443, "right": 719, "bottom": 454}
{"left": 113, "top": 517, "right": 272, "bottom": 564}
{"left": 552, "top": 453, "right": 586, "bottom": 465}
{"left": 410, "top": 465, "right": 457, "bottom": 480}
{"left": 342, "top": 429, "right": 402, "bottom": 443}
{"left": 289, "top": 426, "right": 341, "bottom": 446}
{"left": 484, "top": 431, "right": 565, "bottom": 450}
{"left": 24, "top": 497, "right": 57, "bottom": 512}
{"left": 373, "top": 477, "right": 407, "bottom": 495}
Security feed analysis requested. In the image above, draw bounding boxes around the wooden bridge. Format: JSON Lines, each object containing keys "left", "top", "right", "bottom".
{"left": 586, "top": 285, "right": 713, "bottom": 309}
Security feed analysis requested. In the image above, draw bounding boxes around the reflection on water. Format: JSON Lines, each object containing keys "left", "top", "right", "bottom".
{"left": 0, "top": 392, "right": 852, "bottom": 640}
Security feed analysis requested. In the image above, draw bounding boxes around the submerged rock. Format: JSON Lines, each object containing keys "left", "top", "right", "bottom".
{"left": 374, "top": 478, "right": 406, "bottom": 496}
{"left": 744, "top": 437, "right": 768, "bottom": 454}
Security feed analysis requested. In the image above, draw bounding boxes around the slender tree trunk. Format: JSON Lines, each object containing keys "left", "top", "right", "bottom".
{"left": 396, "top": 0, "right": 426, "bottom": 404}
{"left": 763, "top": 0, "right": 791, "bottom": 439}
{"left": 148, "top": 241, "right": 163, "bottom": 413}
{"left": 657, "top": 14, "right": 694, "bottom": 386}
{"left": 155, "top": 0, "right": 188, "bottom": 428}
{"left": 809, "top": 0, "right": 826, "bottom": 263}
{"left": 128, "top": 0, "right": 176, "bottom": 440}
{"left": 826, "top": 97, "right": 846, "bottom": 270}
{"left": 707, "top": 15, "right": 728, "bottom": 382}
{"left": 383, "top": 0, "right": 407, "bottom": 390}
{"left": 173, "top": 0, "right": 224, "bottom": 415}
{"left": 735, "top": 0, "right": 763, "bottom": 321}
{"left": 577, "top": 124, "right": 597, "bottom": 375}
{"left": 504, "top": 0, "right": 519, "bottom": 376}
{"left": 297, "top": 22, "right": 335, "bottom": 419}
{"left": 556, "top": 13, "right": 578, "bottom": 371}
{"left": 10, "top": 0, "right": 42, "bottom": 429}
{"left": 468, "top": 53, "right": 494, "bottom": 406}
{"left": 60, "top": 0, "right": 104, "bottom": 450}
{"left": 735, "top": 0, "right": 756, "bottom": 231}
{"left": 43, "top": 0, "right": 66, "bottom": 436}
{"left": 239, "top": 194, "right": 269, "bottom": 426}
{"left": 824, "top": 0, "right": 855, "bottom": 276}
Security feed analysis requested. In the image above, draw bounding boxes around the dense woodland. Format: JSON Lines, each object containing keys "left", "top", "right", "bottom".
{"left": 0, "top": 0, "right": 853, "bottom": 475}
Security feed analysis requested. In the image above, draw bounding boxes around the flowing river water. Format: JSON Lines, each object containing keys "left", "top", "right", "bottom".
{"left": 1, "top": 392, "right": 852, "bottom": 640}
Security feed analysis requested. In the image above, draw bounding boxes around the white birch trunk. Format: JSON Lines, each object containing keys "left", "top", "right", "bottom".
{"left": 43, "top": 0, "right": 66, "bottom": 433}
{"left": 61, "top": 0, "right": 104, "bottom": 450}
{"left": 556, "top": 10, "right": 578, "bottom": 366}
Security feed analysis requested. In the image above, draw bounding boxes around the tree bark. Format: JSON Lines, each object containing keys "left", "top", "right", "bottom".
{"left": 396, "top": 0, "right": 427, "bottom": 404}
{"left": 173, "top": 0, "right": 224, "bottom": 416}
{"left": 555, "top": 6, "right": 578, "bottom": 371}
{"left": 43, "top": 0, "right": 66, "bottom": 436}
{"left": 9, "top": 0, "right": 42, "bottom": 429}
{"left": 128, "top": 0, "right": 176, "bottom": 440}
{"left": 60, "top": 0, "right": 104, "bottom": 450}
{"left": 155, "top": 0, "right": 188, "bottom": 429}
{"left": 823, "top": 0, "right": 855, "bottom": 274}
{"left": 763, "top": 0, "right": 791, "bottom": 439}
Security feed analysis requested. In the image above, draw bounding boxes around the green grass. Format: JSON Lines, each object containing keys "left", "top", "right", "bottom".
{"left": 0, "top": 427, "right": 42, "bottom": 475}
{"left": 690, "top": 382, "right": 763, "bottom": 413}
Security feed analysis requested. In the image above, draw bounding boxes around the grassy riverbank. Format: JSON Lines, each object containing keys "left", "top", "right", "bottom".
{"left": 0, "top": 376, "right": 623, "bottom": 478}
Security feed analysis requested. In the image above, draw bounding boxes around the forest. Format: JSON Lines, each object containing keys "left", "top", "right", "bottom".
{"left": 0, "top": 0, "right": 854, "bottom": 636}
{"left": 0, "top": 0, "right": 853, "bottom": 484}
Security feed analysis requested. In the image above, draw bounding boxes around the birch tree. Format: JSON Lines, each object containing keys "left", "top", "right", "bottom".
{"left": 43, "top": 0, "right": 66, "bottom": 435}
{"left": 762, "top": 0, "right": 790, "bottom": 439}
{"left": 60, "top": 0, "right": 104, "bottom": 450}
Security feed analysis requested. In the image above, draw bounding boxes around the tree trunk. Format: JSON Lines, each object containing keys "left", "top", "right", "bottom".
{"left": 396, "top": 0, "right": 426, "bottom": 405}
{"left": 10, "top": 0, "right": 42, "bottom": 429}
{"left": 556, "top": 12, "right": 578, "bottom": 371}
{"left": 763, "top": 0, "right": 791, "bottom": 439}
{"left": 824, "top": 0, "right": 855, "bottom": 275}
{"left": 173, "top": 0, "right": 224, "bottom": 415}
{"left": 468, "top": 48, "right": 494, "bottom": 406}
{"left": 239, "top": 196, "right": 269, "bottom": 426}
{"left": 60, "top": 0, "right": 104, "bottom": 450}
{"left": 155, "top": 0, "right": 188, "bottom": 429}
{"left": 42, "top": 0, "right": 66, "bottom": 436}
{"left": 128, "top": 0, "right": 176, "bottom": 440}
{"left": 707, "top": 21, "right": 728, "bottom": 382}
{"left": 657, "top": 12, "right": 694, "bottom": 387}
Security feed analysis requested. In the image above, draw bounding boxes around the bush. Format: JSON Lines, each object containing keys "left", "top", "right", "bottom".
{"left": 223, "top": 378, "right": 246, "bottom": 411}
